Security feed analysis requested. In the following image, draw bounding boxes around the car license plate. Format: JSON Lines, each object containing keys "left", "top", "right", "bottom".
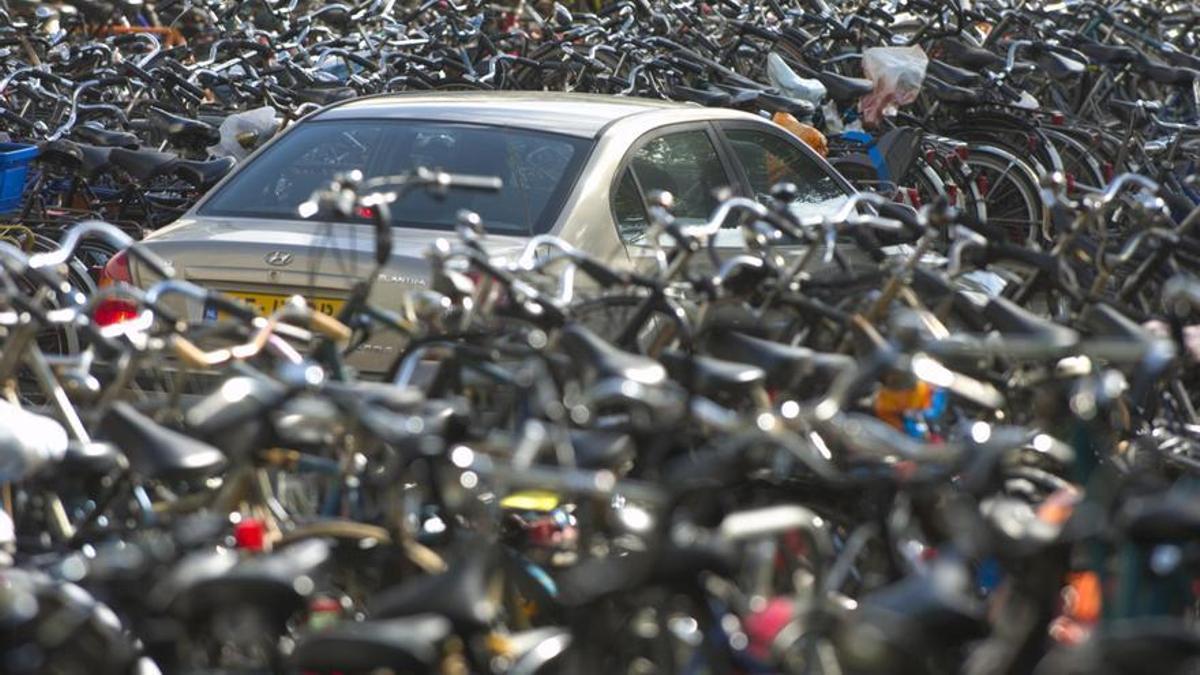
{"left": 202, "top": 291, "right": 345, "bottom": 321}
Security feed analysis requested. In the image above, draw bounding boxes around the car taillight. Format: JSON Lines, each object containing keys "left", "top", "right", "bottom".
{"left": 94, "top": 250, "right": 139, "bottom": 326}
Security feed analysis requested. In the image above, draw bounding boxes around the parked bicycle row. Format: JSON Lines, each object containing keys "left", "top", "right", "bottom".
{"left": 2, "top": 0, "right": 1200, "bottom": 673}
{"left": 0, "top": 0, "right": 1198, "bottom": 266}
{"left": 0, "top": 161, "right": 1198, "bottom": 673}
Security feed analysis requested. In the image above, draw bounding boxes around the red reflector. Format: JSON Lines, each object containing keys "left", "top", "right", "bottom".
{"left": 94, "top": 250, "right": 139, "bottom": 327}
{"left": 1065, "top": 173, "right": 1076, "bottom": 193}
{"left": 955, "top": 146, "right": 969, "bottom": 161}
{"left": 907, "top": 187, "right": 922, "bottom": 208}
{"left": 977, "top": 173, "right": 990, "bottom": 195}
{"left": 356, "top": 205, "right": 373, "bottom": 219}
{"left": 1051, "top": 112, "right": 1065, "bottom": 125}
{"left": 946, "top": 183, "right": 959, "bottom": 203}
{"left": 924, "top": 149, "right": 938, "bottom": 165}
{"left": 235, "top": 517, "right": 266, "bottom": 551}
{"left": 1103, "top": 162, "right": 1114, "bottom": 183}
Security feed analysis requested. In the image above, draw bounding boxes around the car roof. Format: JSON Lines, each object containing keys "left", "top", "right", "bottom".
{"left": 311, "top": 91, "right": 698, "bottom": 138}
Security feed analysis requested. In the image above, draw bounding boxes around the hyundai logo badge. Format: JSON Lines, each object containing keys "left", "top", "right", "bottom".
{"left": 264, "top": 251, "right": 294, "bottom": 267}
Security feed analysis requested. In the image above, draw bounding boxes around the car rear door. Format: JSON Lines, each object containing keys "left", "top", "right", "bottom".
{"left": 607, "top": 122, "right": 742, "bottom": 268}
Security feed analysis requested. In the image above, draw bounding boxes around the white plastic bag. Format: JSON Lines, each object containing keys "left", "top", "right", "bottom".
{"left": 208, "top": 106, "right": 279, "bottom": 161}
{"left": 766, "top": 52, "right": 827, "bottom": 107}
{"left": 860, "top": 46, "right": 929, "bottom": 126}
{"left": 0, "top": 401, "right": 67, "bottom": 482}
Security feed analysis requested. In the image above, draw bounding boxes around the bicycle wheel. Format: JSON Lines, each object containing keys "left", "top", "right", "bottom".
{"left": 963, "top": 145, "right": 1043, "bottom": 245}
{"left": 569, "top": 293, "right": 692, "bottom": 356}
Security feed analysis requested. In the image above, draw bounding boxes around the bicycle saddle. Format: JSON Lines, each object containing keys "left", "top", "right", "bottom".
{"left": 670, "top": 84, "right": 732, "bottom": 107}
{"left": 926, "top": 58, "right": 983, "bottom": 88}
{"left": 71, "top": 124, "right": 139, "bottom": 149}
{"left": 370, "top": 537, "right": 499, "bottom": 630}
{"left": 755, "top": 90, "right": 816, "bottom": 118}
{"left": 172, "top": 156, "right": 235, "bottom": 188}
{"left": 811, "top": 70, "right": 873, "bottom": 105}
{"left": 40, "top": 139, "right": 114, "bottom": 179}
{"left": 938, "top": 38, "right": 1005, "bottom": 71}
{"left": 294, "top": 86, "right": 358, "bottom": 106}
{"left": 1038, "top": 51, "right": 1086, "bottom": 81}
{"left": 555, "top": 541, "right": 732, "bottom": 608}
{"left": 99, "top": 402, "right": 227, "bottom": 482}
{"left": 147, "top": 106, "right": 221, "bottom": 148}
{"left": 705, "top": 329, "right": 855, "bottom": 389}
{"left": 186, "top": 375, "right": 290, "bottom": 459}
{"left": 1074, "top": 42, "right": 1139, "bottom": 66}
{"left": 1108, "top": 99, "right": 1154, "bottom": 129}
{"left": 1159, "top": 47, "right": 1200, "bottom": 72}
{"left": 570, "top": 429, "right": 635, "bottom": 472}
{"left": 983, "top": 297, "right": 1080, "bottom": 348}
{"left": 840, "top": 559, "right": 988, "bottom": 671}
{"left": 924, "top": 76, "right": 984, "bottom": 105}
{"left": 1081, "top": 620, "right": 1200, "bottom": 673}
{"left": 60, "top": 441, "right": 122, "bottom": 476}
{"left": 660, "top": 349, "right": 766, "bottom": 399}
{"left": 1135, "top": 59, "right": 1197, "bottom": 86}
{"left": 172, "top": 539, "right": 331, "bottom": 620}
{"left": 559, "top": 323, "right": 667, "bottom": 385}
{"left": 1119, "top": 493, "right": 1200, "bottom": 542}
{"left": 1078, "top": 302, "right": 1154, "bottom": 344}
{"left": 291, "top": 614, "right": 451, "bottom": 671}
{"left": 108, "top": 147, "right": 178, "bottom": 181}
{"left": 714, "top": 84, "right": 767, "bottom": 107}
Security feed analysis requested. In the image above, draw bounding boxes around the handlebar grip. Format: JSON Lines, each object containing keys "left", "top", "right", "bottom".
{"left": 447, "top": 174, "right": 503, "bottom": 191}
{"left": 736, "top": 20, "right": 778, "bottom": 40}
{"left": 223, "top": 39, "right": 273, "bottom": 57}
{"left": 29, "top": 70, "right": 74, "bottom": 89}
{"left": 171, "top": 335, "right": 213, "bottom": 369}
{"left": 598, "top": 1, "right": 628, "bottom": 15}
{"left": 109, "top": 33, "right": 149, "bottom": 48}
{"left": 346, "top": 52, "right": 377, "bottom": 69}
{"left": 986, "top": 241, "right": 1059, "bottom": 271}
{"left": 308, "top": 310, "right": 353, "bottom": 342}
{"left": 94, "top": 76, "right": 131, "bottom": 89}
{"left": 0, "top": 107, "right": 39, "bottom": 131}
{"left": 163, "top": 71, "right": 207, "bottom": 100}
{"left": 119, "top": 60, "right": 155, "bottom": 82}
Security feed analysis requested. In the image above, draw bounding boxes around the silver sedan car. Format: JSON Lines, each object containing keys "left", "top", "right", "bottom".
{"left": 117, "top": 92, "right": 858, "bottom": 373}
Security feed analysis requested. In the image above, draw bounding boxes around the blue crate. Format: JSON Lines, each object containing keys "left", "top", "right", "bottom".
{"left": 0, "top": 142, "right": 39, "bottom": 215}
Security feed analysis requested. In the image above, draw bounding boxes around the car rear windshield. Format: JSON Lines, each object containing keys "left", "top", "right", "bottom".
{"left": 199, "top": 120, "right": 592, "bottom": 236}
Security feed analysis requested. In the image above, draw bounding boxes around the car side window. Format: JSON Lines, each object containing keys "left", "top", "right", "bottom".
{"left": 613, "top": 168, "right": 649, "bottom": 243}
{"left": 620, "top": 130, "right": 731, "bottom": 236}
{"left": 724, "top": 128, "right": 847, "bottom": 218}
